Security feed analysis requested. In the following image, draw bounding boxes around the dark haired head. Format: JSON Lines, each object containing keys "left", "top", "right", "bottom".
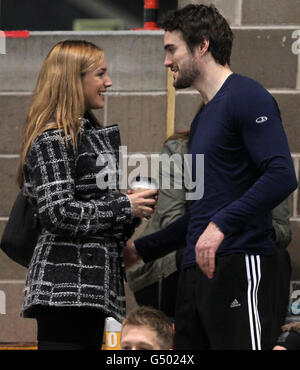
{"left": 158, "top": 4, "right": 233, "bottom": 66}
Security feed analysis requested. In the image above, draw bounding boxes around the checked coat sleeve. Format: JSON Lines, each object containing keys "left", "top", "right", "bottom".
{"left": 26, "top": 130, "right": 133, "bottom": 236}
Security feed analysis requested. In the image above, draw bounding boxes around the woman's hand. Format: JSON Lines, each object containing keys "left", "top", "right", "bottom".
{"left": 127, "top": 189, "right": 158, "bottom": 219}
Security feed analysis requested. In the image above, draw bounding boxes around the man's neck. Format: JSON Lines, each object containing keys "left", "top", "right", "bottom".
{"left": 194, "top": 62, "right": 233, "bottom": 104}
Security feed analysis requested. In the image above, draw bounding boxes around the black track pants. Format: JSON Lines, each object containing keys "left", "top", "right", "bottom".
{"left": 174, "top": 253, "right": 281, "bottom": 350}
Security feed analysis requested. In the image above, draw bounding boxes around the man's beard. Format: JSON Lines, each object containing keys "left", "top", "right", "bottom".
{"left": 173, "top": 58, "right": 200, "bottom": 89}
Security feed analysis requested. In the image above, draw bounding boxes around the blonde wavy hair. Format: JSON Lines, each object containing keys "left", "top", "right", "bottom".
{"left": 17, "top": 39, "right": 105, "bottom": 187}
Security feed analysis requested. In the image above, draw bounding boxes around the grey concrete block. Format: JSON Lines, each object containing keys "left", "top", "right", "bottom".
{"left": 0, "top": 32, "right": 167, "bottom": 93}
{"left": 106, "top": 93, "right": 167, "bottom": 153}
{"left": 0, "top": 248, "right": 28, "bottom": 281}
{"left": 0, "top": 94, "right": 31, "bottom": 154}
{"left": 242, "top": 0, "right": 300, "bottom": 25}
{"left": 231, "top": 29, "right": 298, "bottom": 89}
{"left": 0, "top": 282, "right": 36, "bottom": 343}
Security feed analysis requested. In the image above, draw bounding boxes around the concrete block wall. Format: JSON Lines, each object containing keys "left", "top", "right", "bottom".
{"left": 0, "top": 0, "right": 300, "bottom": 342}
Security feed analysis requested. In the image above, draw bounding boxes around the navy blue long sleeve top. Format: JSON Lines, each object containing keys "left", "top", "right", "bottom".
{"left": 135, "top": 73, "right": 298, "bottom": 269}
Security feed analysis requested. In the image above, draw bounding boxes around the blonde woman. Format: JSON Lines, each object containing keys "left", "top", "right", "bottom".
{"left": 17, "top": 40, "right": 157, "bottom": 350}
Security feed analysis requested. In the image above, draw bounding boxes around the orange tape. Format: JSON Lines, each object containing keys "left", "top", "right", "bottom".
{"left": 0, "top": 31, "right": 30, "bottom": 38}
{"left": 145, "top": 0, "right": 159, "bottom": 9}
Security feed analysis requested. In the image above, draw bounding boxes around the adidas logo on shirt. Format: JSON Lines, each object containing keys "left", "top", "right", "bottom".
{"left": 230, "top": 299, "right": 241, "bottom": 308}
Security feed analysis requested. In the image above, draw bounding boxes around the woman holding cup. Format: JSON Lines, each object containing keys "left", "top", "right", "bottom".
{"left": 17, "top": 40, "right": 157, "bottom": 350}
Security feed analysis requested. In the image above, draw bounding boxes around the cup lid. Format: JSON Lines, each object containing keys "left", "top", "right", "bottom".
{"left": 130, "top": 176, "right": 157, "bottom": 189}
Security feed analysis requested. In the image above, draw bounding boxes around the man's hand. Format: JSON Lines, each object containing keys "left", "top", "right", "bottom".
{"left": 195, "top": 222, "right": 224, "bottom": 279}
{"left": 123, "top": 240, "right": 140, "bottom": 270}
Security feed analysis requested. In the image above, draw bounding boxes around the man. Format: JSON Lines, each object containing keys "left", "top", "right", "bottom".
{"left": 123, "top": 4, "right": 298, "bottom": 350}
{"left": 120, "top": 306, "right": 174, "bottom": 350}
{"left": 273, "top": 322, "right": 300, "bottom": 350}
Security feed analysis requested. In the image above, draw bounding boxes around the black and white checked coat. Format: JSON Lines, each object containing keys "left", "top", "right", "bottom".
{"left": 22, "top": 119, "right": 134, "bottom": 322}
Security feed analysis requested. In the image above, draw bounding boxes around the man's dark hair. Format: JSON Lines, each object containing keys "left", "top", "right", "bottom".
{"left": 158, "top": 4, "right": 233, "bottom": 66}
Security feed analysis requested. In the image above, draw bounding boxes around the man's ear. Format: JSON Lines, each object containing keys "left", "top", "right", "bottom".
{"left": 198, "top": 39, "right": 210, "bottom": 54}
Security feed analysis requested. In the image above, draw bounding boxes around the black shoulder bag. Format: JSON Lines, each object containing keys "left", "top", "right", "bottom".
{"left": 0, "top": 190, "right": 40, "bottom": 267}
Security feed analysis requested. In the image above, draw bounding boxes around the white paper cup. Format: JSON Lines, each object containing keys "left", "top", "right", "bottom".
{"left": 130, "top": 177, "right": 157, "bottom": 193}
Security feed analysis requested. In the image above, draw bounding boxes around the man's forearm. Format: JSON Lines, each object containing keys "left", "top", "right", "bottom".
{"left": 135, "top": 213, "right": 189, "bottom": 262}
